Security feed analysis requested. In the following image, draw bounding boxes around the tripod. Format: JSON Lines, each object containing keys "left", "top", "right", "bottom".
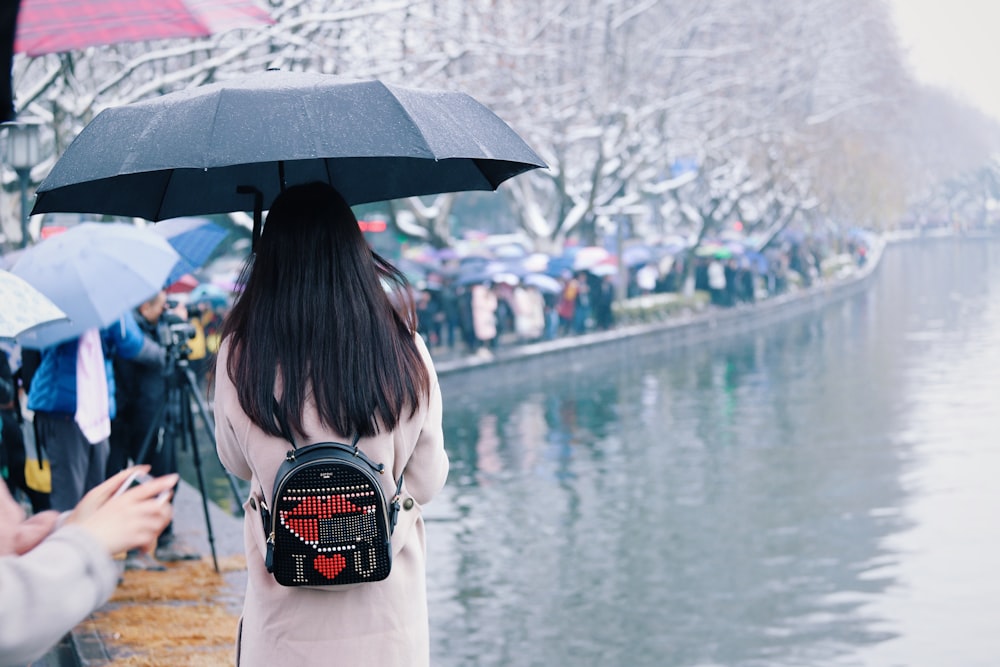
{"left": 135, "top": 334, "right": 244, "bottom": 572}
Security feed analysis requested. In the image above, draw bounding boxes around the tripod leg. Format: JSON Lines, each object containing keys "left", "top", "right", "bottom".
{"left": 133, "top": 399, "right": 169, "bottom": 468}
{"left": 180, "top": 385, "right": 219, "bottom": 573}
{"left": 181, "top": 367, "right": 244, "bottom": 512}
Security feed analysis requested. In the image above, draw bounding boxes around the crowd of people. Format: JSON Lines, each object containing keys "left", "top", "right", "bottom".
{"left": 413, "top": 269, "right": 618, "bottom": 358}
{"left": 1, "top": 290, "right": 206, "bottom": 572}
{"left": 408, "top": 232, "right": 873, "bottom": 358}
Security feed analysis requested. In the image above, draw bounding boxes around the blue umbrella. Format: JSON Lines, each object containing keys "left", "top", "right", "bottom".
{"left": 151, "top": 217, "right": 229, "bottom": 286}
{"left": 11, "top": 223, "right": 179, "bottom": 348}
{"left": 188, "top": 283, "right": 231, "bottom": 310}
{"left": 622, "top": 244, "right": 654, "bottom": 268}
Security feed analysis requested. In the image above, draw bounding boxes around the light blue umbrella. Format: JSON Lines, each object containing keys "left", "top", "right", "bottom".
{"left": 522, "top": 272, "right": 562, "bottom": 294}
{"left": 188, "top": 283, "right": 231, "bottom": 309}
{"left": 11, "top": 223, "right": 179, "bottom": 348}
{"left": 0, "top": 269, "right": 68, "bottom": 341}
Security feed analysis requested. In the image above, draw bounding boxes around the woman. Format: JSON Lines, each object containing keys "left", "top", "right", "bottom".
{"left": 214, "top": 182, "right": 449, "bottom": 667}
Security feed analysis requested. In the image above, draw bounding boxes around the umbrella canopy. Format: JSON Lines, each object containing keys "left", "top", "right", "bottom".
{"left": 622, "top": 244, "right": 654, "bottom": 268}
{"left": 456, "top": 260, "right": 509, "bottom": 286}
{"left": 11, "top": 223, "right": 179, "bottom": 348}
{"left": 165, "top": 272, "right": 200, "bottom": 294}
{"left": 0, "top": 248, "right": 22, "bottom": 270}
{"left": 32, "top": 70, "right": 546, "bottom": 247}
{"left": 573, "top": 246, "right": 611, "bottom": 271}
{"left": 694, "top": 243, "right": 733, "bottom": 259}
{"left": 0, "top": 268, "right": 68, "bottom": 340}
{"left": 151, "top": 216, "right": 229, "bottom": 286}
{"left": 521, "top": 252, "right": 551, "bottom": 274}
{"left": 13, "top": 0, "right": 273, "bottom": 57}
{"left": 522, "top": 272, "right": 561, "bottom": 294}
{"left": 588, "top": 263, "right": 618, "bottom": 277}
{"left": 188, "top": 283, "right": 231, "bottom": 309}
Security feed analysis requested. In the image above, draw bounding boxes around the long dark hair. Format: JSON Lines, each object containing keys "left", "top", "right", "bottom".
{"left": 221, "top": 181, "right": 430, "bottom": 439}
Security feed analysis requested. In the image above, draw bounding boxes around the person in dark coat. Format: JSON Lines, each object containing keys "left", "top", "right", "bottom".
{"left": 1, "top": 349, "right": 49, "bottom": 513}
{"left": 107, "top": 291, "right": 199, "bottom": 565}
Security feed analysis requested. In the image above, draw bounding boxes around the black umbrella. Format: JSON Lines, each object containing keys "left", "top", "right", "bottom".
{"left": 32, "top": 70, "right": 545, "bottom": 245}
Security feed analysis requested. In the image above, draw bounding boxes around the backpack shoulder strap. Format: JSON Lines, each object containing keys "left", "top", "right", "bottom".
{"left": 272, "top": 397, "right": 297, "bottom": 449}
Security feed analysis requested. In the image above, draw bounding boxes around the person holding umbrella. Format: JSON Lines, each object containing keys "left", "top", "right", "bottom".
{"left": 213, "top": 182, "right": 449, "bottom": 667}
{"left": 11, "top": 223, "right": 180, "bottom": 513}
{"left": 25, "top": 316, "right": 165, "bottom": 513}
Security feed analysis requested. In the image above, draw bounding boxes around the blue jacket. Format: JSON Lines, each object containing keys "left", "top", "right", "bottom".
{"left": 27, "top": 315, "right": 163, "bottom": 419}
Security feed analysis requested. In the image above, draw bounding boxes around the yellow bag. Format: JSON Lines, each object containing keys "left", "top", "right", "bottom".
{"left": 24, "top": 458, "right": 51, "bottom": 494}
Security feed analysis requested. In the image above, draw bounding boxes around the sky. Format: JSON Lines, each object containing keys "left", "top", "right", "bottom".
{"left": 889, "top": 0, "right": 1000, "bottom": 122}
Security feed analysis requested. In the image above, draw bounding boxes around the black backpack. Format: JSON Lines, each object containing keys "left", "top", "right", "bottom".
{"left": 259, "top": 414, "right": 403, "bottom": 587}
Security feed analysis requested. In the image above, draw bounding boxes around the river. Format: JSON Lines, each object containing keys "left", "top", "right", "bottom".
{"left": 424, "top": 237, "right": 1000, "bottom": 666}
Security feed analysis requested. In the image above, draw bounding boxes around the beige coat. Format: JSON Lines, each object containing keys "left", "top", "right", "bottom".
{"left": 470, "top": 284, "right": 497, "bottom": 343}
{"left": 214, "top": 335, "right": 449, "bottom": 667}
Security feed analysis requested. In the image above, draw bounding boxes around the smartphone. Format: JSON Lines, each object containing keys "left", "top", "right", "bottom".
{"left": 113, "top": 470, "right": 171, "bottom": 502}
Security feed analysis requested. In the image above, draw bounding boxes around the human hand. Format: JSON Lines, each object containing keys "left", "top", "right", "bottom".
{"left": 66, "top": 467, "right": 178, "bottom": 556}
{"left": 0, "top": 481, "right": 59, "bottom": 556}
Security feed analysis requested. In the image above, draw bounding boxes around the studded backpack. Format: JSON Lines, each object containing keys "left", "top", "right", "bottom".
{"left": 258, "top": 411, "right": 403, "bottom": 587}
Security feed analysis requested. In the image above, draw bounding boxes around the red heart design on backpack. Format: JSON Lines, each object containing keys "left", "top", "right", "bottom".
{"left": 314, "top": 553, "right": 347, "bottom": 580}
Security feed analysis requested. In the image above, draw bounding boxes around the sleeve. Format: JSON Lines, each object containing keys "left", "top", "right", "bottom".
{"left": 106, "top": 314, "right": 165, "bottom": 366}
{"left": 213, "top": 340, "right": 252, "bottom": 481}
{"left": 0, "top": 525, "right": 119, "bottom": 666}
{"left": 401, "top": 336, "right": 449, "bottom": 505}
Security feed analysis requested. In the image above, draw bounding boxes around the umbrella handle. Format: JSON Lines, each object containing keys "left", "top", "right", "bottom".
{"left": 237, "top": 185, "right": 264, "bottom": 252}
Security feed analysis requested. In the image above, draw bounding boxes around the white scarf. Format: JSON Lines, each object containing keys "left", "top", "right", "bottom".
{"left": 74, "top": 328, "right": 111, "bottom": 444}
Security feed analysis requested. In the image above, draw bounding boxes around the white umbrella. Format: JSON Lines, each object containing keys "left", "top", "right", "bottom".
{"left": 588, "top": 263, "right": 618, "bottom": 277}
{"left": 572, "top": 246, "right": 611, "bottom": 270}
{"left": 523, "top": 272, "right": 562, "bottom": 294}
{"left": 11, "top": 223, "right": 179, "bottom": 348}
{"left": 522, "top": 252, "right": 551, "bottom": 273}
{"left": 0, "top": 269, "right": 68, "bottom": 341}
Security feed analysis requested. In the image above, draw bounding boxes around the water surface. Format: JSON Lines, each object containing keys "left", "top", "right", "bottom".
{"left": 426, "top": 239, "right": 1000, "bottom": 666}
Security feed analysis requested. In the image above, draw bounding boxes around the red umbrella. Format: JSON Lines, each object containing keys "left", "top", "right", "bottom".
{"left": 166, "top": 272, "right": 199, "bottom": 294}
{"left": 13, "top": 0, "right": 273, "bottom": 57}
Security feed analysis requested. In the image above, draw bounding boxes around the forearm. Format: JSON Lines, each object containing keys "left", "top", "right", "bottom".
{"left": 0, "top": 526, "right": 118, "bottom": 666}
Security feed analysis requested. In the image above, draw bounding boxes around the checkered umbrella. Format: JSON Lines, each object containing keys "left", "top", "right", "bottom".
{"left": 0, "top": 268, "right": 67, "bottom": 341}
{"left": 13, "top": 0, "right": 272, "bottom": 57}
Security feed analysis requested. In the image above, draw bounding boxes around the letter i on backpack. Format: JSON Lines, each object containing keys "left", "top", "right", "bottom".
{"left": 259, "top": 411, "right": 402, "bottom": 587}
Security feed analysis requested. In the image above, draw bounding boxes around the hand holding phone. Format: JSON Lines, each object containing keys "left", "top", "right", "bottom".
{"left": 68, "top": 468, "right": 178, "bottom": 556}
{"left": 113, "top": 470, "right": 171, "bottom": 503}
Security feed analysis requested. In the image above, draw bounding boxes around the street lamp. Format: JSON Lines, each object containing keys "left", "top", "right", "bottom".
{"left": 4, "top": 120, "right": 41, "bottom": 248}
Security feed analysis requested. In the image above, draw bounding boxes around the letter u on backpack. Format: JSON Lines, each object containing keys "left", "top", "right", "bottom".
{"left": 260, "top": 427, "right": 402, "bottom": 587}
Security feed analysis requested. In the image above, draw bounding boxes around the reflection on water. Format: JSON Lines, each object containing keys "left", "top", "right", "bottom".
{"left": 427, "top": 239, "right": 1000, "bottom": 667}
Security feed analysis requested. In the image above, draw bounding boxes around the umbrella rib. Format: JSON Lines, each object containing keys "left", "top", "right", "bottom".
{"left": 155, "top": 169, "right": 177, "bottom": 220}
{"left": 379, "top": 82, "right": 436, "bottom": 161}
